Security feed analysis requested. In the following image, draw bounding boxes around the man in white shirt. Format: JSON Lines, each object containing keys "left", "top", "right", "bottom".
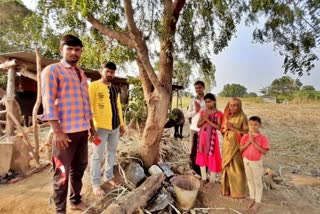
{"left": 186, "top": 81, "right": 206, "bottom": 175}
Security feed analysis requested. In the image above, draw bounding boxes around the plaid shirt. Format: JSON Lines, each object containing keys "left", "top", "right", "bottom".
{"left": 39, "top": 60, "right": 92, "bottom": 133}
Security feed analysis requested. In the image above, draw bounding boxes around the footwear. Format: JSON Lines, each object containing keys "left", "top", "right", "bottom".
{"left": 70, "top": 201, "right": 88, "bottom": 211}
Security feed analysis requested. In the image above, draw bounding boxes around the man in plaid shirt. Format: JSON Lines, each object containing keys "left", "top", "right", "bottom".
{"left": 40, "top": 34, "right": 97, "bottom": 214}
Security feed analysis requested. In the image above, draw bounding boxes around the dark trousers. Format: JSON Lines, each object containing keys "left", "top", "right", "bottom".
{"left": 190, "top": 130, "right": 200, "bottom": 175}
{"left": 52, "top": 131, "right": 88, "bottom": 214}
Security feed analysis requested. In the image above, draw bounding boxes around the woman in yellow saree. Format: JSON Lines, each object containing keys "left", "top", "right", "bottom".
{"left": 221, "top": 98, "right": 248, "bottom": 198}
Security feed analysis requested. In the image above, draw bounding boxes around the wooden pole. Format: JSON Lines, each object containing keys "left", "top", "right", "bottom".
{"left": 6, "top": 67, "right": 16, "bottom": 136}
{"left": 32, "top": 48, "right": 42, "bottom": 163}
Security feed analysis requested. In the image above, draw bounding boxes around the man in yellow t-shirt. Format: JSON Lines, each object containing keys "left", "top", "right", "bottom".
{"left": 89, "top": 61, "right": 126, "bottom": 196}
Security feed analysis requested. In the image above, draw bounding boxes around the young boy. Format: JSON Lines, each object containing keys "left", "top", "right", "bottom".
{"left": 240, "top": 116, "right": 270, "bottom": 212}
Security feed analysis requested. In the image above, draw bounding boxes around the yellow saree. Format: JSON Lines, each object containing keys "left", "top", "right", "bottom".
{"left": 221, "top": 98, "right": 248, "bottom": 198}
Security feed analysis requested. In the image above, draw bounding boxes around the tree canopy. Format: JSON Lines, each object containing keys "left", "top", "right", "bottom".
{"left": 301, "top": 85, "right": 316, "bottom": 91}
{"left": 219, "top": 83, "right": 248, "bottom": 97}
{"left": 0, "top": 1, "right": 32, "bottom": 53}
{"left": 248, "top": 0, "right": 319, "bottom": 76}
{"left": 32, "top": 0, "right": 245, "bottom": 80}
{"left": 268, "top": 76, "right": 302, "bottom": 96}
{"left": 259, "top": 75, "right": 320, "bottom": 101}
{"left": 2, "top": 0, "right": 319, "bottom": 76}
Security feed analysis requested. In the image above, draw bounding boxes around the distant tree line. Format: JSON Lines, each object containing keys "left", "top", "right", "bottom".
{"left": 218, "top": 76, "right": 319, "bottom": 102}
{"left": 261, "top": 76, "right": 320, "bottom": 102}
{"left": 219, "top": 83, "right": 257, "bottom": 98}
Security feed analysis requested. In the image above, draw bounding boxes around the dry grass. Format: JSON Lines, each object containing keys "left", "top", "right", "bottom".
{"left": 242, "top": 103, "right": 320, "bottom": 167}
{"left": 240, "top": 103, "right": 320, "bottom": 209}
{"left": 175, "top": 95, "right": 320, "bottom": 111}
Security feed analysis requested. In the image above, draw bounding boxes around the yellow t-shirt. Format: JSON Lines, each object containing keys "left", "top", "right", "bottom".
{"left": 89, "top": 80, "right": 124, "bottom": 130}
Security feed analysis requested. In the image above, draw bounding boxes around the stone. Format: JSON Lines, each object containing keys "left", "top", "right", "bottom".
{"left": 125, "top": 161, "right": 146, "bottom": 187}
{"left": 10, "top": 137, "right": 32, "bottom": 173}
{"left": 190, "top": 209, "right": 196, "bottom": 214}
{"left": 310, "top": 168, "right": 320, "bottom": 177}
{"left": 146, "top": 187, "right": 174, "bottom": 212}
{"left": 177, "top": 166, "right": 185, "bottom": 175}
{"left": 158, "top": 163, "right": 174, "bottom": 178}
{"left": 148, "top": 165, "right": 163, "bottom": 175}
{"left": 0, "top": 141, "right": 13, "bottom": 176}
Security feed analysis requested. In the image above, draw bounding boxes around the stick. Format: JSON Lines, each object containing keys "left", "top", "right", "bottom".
{"left": 8, "top": 162, "right": 50, "bottom": 184}
{"left": 39, "top": 122, "right": 50, "bottom": 128}
{"left": 142, "top": 208, "right": 152, "bottom": 214}
{"left": 194, "top": 207, "right": 227, "bottom": 211}
{"left": 229, "top": 208, "right": 243, "bottom": 214}
{"left": 278, "top": 166, "right": 287, "bottom": 185}
{"left": 118, "top": 161, "right": 135, "bottom": 190}
{"left": 168, "top": 203, "right": 181, "bottom": 214}
{"left": 127, "top": 156, "right": 144, "bottom": 167}
{"left": 0, "top": 134, "right": 7, "bottom": 141}
{"left": 257, "top": 210, "right": 281, "bottom": 213}
{"left": 1, "top": 97, "right": 39, "bottom": 165}
{"left": 116, "top": 186, "right": 129, "bottom": 200}
{"left": 32, "top": 48, "right": 42, "bottom": 163}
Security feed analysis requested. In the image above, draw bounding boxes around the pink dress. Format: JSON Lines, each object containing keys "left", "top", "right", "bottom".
{"left": 196, "top": 110, "right": 223, "bottom": 173}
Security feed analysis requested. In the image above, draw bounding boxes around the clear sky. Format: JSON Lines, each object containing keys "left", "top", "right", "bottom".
{"left": 212, "top": 22, "right": 320, "bottom": 94}
{"left": 22, "top": 0, "right": 320, "bottom": 94}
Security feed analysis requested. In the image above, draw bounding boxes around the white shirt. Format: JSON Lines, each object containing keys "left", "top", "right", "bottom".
{"left": 186, "top": 96, "right": 206, "bottom": 131}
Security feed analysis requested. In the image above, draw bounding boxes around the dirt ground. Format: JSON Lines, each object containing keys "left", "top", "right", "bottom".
{"left": 0, "top": 102, "right": 320, "bottom": 214}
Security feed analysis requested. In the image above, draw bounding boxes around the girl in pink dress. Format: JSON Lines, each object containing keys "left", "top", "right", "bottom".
{"left": 196, "top": 93, "right": 223, "bottom": 184}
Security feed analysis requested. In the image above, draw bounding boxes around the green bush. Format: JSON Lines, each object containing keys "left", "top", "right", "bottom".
{"left": 124, "top": 77, "right": 148, "bottom": 124}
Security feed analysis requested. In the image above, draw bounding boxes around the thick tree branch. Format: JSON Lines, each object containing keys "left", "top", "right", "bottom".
{"left": 164, "top": 0, "right": 185, "bottom": 17}
{"left": 159, "top": 0, "right": 186, "bottom": 90}
{"left": 136, "top": 58, "right": 153, "bottom": 103}
{"left": 87, "top": 14, "right": 135, "bottom": 49}
{"left": 163, "top": 0, "right": 173, "bottom": 9}
{"left": 124, "top": 0, "right": 161, "bottom": 90}
{"left": 172, "top": 0, "right": 186, "bottom": 17}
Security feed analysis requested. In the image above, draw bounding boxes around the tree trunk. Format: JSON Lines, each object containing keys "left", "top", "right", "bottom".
{"left": 140, "top": 90, "right": 171, "bottom": 168}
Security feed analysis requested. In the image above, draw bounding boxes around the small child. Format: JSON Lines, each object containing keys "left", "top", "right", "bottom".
{"left": 196, "top": 93, "right": 223, "bottom": 184}
{"left": 240, "top": 116, "right": 270, "bottom": 212}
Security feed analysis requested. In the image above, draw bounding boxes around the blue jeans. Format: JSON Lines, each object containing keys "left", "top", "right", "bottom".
{"left": 90, "top": 127, "right": 119, "bottom": 186}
